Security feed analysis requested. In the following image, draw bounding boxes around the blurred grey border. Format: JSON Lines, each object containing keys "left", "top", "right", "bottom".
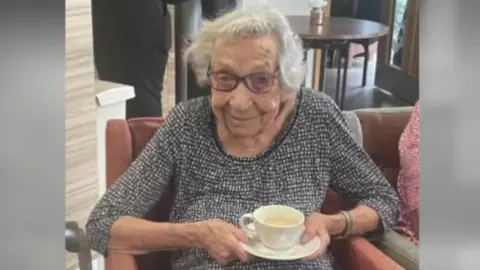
{"left": 0, "top": 0, "right": 479, "bottom": 269}
{"left": 0, "top": 0, "right": 65, "bottom": 269}
{"left": 421, "top": 0, "right": 480, "bottom": 269}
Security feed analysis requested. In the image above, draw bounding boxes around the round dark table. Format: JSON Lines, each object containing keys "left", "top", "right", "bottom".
{"left": 287, "top": 16, "right": 389, "bottom": 109}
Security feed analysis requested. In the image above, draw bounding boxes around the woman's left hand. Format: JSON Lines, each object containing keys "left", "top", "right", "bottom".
{"left": 301, "top": 212, "right": 332, "bottom": 261}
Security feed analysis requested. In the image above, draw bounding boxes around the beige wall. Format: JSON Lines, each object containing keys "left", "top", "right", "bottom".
{"left": 65, "top": 0, "right": 98, "bottom": 268}
{"left": 63, "top": 3, "right": 175, "bottom": 269}
{"left": 165, "top": 5, "right": 176, "bottom": 114}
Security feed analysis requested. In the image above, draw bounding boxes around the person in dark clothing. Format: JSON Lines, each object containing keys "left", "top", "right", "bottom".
{"left": 185, "top": 0, "right": 237, "bottom": 100}
{"left": 92, "top": 0, "right": 188, "bottom": 119}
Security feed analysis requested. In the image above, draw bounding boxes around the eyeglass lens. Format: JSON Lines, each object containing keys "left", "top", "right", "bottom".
{"left": 209, "top": 72, "right": 276, "bottom": 93}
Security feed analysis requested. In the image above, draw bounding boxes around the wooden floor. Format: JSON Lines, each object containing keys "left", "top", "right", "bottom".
{"left": 161, "top": 57, "right": 409, "bottom": 116}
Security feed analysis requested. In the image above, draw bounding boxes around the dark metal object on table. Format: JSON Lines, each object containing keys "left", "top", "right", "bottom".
{"left": 310, "top": 7, "right": 325, "bottom": 26}
{"left": 308, "top": 0, "right": 328, "bottom": 26}
{"left": 66, "top": 221, "right": 92, "bottom": 270}
{"left": 288, "top": 16, "right": 388, "bottom": 109}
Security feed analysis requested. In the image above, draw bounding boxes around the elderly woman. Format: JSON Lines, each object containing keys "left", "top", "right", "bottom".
{"left": 86, "top": 5, "right": 399, "bottom": 270}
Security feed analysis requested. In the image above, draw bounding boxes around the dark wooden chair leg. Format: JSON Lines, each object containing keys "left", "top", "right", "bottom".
{"left": 340, "top": 44, "right": 350, "bottom": 110}
{"left": 362, "top": 42, "right": 370, "bottom": 87}
{"left": 301, "top": 48, "right": 308, "bottom": 87}
{"left": 335, "top": 49, "right": 342, "bottom": 104}
{"left": 318, "top": 46, "right": 329, "bottom": 91}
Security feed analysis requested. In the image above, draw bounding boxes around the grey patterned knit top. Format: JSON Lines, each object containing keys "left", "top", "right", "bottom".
{"left": 86, "top": 89, "right": 399, "bottom": 270}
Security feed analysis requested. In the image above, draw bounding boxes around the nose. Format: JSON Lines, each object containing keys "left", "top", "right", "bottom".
{"left": 229, "top": 82, "right": 253, "bottom": 111}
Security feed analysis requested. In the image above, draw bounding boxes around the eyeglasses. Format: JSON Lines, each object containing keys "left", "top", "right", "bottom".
{"left": 207, "top": 69, "right": 279, "bottom": 94}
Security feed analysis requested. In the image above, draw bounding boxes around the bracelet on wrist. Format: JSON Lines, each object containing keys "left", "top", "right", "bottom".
{"left": 332, "top": 210, "right": 353, "bottom": 239}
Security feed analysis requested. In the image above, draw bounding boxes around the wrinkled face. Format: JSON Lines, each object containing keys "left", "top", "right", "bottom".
{"left": 210, "top": 35, "right": 284, "bottom": 138}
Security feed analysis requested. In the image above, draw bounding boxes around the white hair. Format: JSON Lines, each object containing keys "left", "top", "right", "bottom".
{"left": 184, "top": 5, "right": 306, "bottom": 92}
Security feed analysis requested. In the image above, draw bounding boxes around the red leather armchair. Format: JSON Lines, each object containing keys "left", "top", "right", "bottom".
{"left": 104, "top": 107, "right": 412, "bottom": 270}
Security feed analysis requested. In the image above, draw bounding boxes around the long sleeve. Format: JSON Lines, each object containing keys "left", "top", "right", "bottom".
{"left": 85, "top": 105, "right": 185, "bottom": 256}
{"left": 327, "top": 101, "right": 400, "bottom": 233}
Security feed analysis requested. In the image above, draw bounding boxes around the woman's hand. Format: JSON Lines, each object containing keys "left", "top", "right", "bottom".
{"left": 301, "top": 213, "right": 333, "bottom": 261}
{"left": 196, "top": 219, "right": 249, "bottom": 265}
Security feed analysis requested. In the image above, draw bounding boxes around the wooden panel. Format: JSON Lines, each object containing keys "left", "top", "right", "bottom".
{"left": 164, "top": 5, "right": 176, "bottom": 115}
{"left": 313, "top": 50, "right": 322, "bottom": 89}
{"left": 377, "top": 0, "right": 396, "bottom": 65}
{"left": 410, "top": 17, "right": 419, "bottom": 78}
{"left": 313, "top": 0, "right": 331, "bottom": 89}
{"left": 65, "top": 0, "right": 98, "bottom": 268}
{"left": 66, "top": 52, "right": 96, "bottom": 117}
{"left": 403, "top": 0, "right": 419, "bottom": 78}
{"left": 375, "top": 0, "right": 418, "bottom": 104}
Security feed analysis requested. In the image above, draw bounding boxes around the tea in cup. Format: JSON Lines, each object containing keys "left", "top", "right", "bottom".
{"left": 239, "top": 205, "right": 305, "bottom": 250}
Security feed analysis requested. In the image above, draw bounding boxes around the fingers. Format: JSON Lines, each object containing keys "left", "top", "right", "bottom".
{"left": 301, "top": 221, "right": 318, "bottom": 244}
{"left": 232, "top": 227, "right": 249, "bottom": 243}
{"left": 304, "top": 245, "right": 325, "bottom": 261}
{"left": 317, "top": 226, "right": 331, "bottom": 248}
{"left": 304, "top": 227, "right": 331, "bottom": 261}
{"left": 211, "top": 242, "right": 237, "bottom": 265}
{"left": 209, "top": 222, "right": 249, "bottom": 264}
{"left": 230, "top": 239, "right": 249, "bottom": 262}
{"left": 211, "top": 239, "right": 248, "bottom": 264}
{"left": 231, "top": 228, "right": 249, "bottom": 262}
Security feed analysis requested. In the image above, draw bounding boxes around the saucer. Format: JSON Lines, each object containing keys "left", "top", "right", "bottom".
{"left": 240, "top": 236, "right": 321, "bottom": 261}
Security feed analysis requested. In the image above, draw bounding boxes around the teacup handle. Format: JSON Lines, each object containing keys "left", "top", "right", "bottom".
{"left": 239, "top": 213, "right": 256, "bottom": 238}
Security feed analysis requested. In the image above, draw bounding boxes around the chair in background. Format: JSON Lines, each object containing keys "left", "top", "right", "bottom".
{"left": 350, "top": 0, "right": 383, "bottom": 86}
{"left": 331, "top": 0, "right": 383, "bottom": 86}
{"left": 102, "top": 109, "right": 408, "bottom": 270}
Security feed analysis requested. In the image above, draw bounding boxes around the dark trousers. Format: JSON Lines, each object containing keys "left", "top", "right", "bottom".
{"left": 92, "top": 0, "right": 171, "bottom": 119}
{"left": 125, "top": 49, "right": 169, "bottom": 119}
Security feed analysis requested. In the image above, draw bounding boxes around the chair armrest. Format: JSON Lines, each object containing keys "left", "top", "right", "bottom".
{"left": 106, "top": 120, "right": 134, "bottom": 188}
{"left": 66, "top": 222, "right": 81, "bottom": 253}
{"left": 66, "top": 221, "right": 93, "bottom": 270}
{"left": 331, "top": 237, "right": 405, "bottom": 270}
{"left": 106, "top": 253, "right": 139, "bottom": 270}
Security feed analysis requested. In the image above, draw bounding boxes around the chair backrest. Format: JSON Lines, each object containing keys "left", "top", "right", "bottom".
{"left": 106, "top": 118, "right": 173, "bottom": 270}
{"left": 105, "top": 108, "right": 412, "bottom": 270}
{"left": 355, "top": 107, "right": 413, "bottom": 190}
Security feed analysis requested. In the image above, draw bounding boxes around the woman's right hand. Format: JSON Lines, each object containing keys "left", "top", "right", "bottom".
{"left": 195, "top": 219, "right": 249, "bottom": 265}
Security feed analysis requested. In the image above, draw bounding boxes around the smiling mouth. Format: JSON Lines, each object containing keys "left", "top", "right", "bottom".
{"left": 230, "top": 115, "right": 255, "bottom": 121}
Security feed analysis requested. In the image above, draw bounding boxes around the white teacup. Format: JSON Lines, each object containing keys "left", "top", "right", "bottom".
{"left": 239, "top": 205, "right": 305, "bottom": 250}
